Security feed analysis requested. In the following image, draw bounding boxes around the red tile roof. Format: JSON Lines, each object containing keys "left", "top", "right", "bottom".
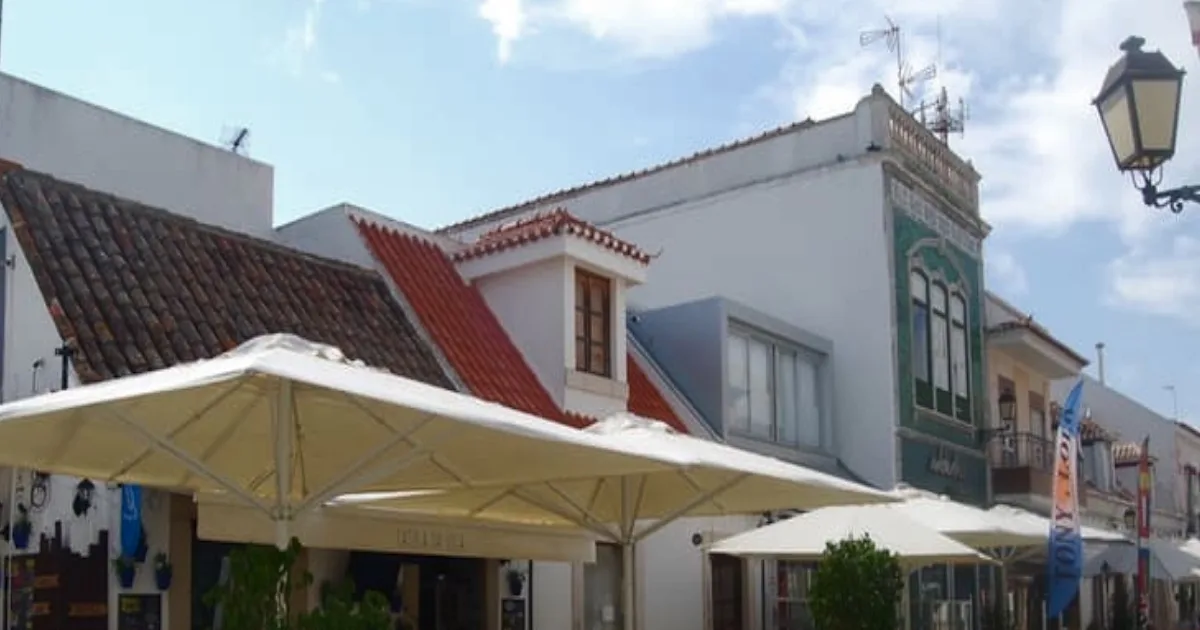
{"left": 452, "top": 208, "right": 650, "bottom": 264}
{"left": 355, "top": 219, "right": 581, "bottom": 426}
{"left": 354, "top": 217, "right": 688, "bottom": 433}
{"left": 627, "top": 355, "right": 687, "bottom": 432}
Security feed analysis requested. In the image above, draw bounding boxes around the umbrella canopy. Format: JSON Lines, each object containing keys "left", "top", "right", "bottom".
{"left": 707, "top": 504, "right": 996, "bottom": 568}
{"left": 1084, "top": 538, "right": 1200, "bottom": 582}
{"left": 987, "top": 504, "right": 1130, "bottom": 544}
{"left": 341, "top": 413, "right": 897, "bottom": 543}
{"left": 0, "top": 334, "right": 685, "bottom": 545}
{"left": 888, "top": 486, "right": 1044, "bottom": 549}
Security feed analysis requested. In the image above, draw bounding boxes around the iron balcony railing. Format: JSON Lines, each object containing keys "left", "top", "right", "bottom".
{"left": 987, "top": 431, "right": 1054, "bottom": 472}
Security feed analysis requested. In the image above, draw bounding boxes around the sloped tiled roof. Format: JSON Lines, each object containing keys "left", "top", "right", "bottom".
{"left": 453, "top": 208, "right": 650, "bottom": 264}
{"left": 1, "top": 168, "right": 452, "bottom": 386}
{"left": 353, "top": 217, "right": 687, "bottom": 432}
{"left": 354, "top": 219, "right": 576, "bottom": 425}
{"left": 437, "top": 120, "right": 823, "bottom": 235}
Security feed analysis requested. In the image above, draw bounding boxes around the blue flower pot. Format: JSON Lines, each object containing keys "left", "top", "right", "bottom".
{"left": 117, "top": 566, "right": 136, "bottom": 589}
{"left": 155, "top": 567, "right": 172, "bottom": 591}
{"left": 11, "top": 527, "right": 30, "bottom": 551}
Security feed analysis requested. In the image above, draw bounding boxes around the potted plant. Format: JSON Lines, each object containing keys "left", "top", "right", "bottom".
{"left": 11, "top": 504, "right": 31, "bottom": 551}
{"left": 505, "top": 567, "right": 526, "bottom": 597}
{"left": 112, "top": 554, "right": 137, "bottom": 589}
{"left": 808, "top": 535, "right": 904, "bottom": 630}
{"left": 153, "top": 552, "right": 173, "bottom": 590}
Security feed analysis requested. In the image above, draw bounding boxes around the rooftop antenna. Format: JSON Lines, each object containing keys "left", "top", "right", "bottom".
{"left": 220, "top": 126, "right": 251, "bottom": 156}
{"left": 859, "top": 15, "right": 936, "bottom": 109}
{"left": 912, "top": 17, "right": 968, "bottom": 145}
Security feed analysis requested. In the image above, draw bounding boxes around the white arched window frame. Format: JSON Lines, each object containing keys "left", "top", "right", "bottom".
{"left": 950, "top": 292, "right": 970, "bottom": 421}
{"left": 910, "top": 269, "right": 933, "bottom": 409}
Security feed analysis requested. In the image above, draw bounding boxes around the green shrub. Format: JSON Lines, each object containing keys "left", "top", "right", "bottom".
{"left": 808, "top": 536, "right": 904, "bottom": 630}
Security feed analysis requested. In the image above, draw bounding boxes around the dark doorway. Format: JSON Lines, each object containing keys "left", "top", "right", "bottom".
{"left": 711, "top": 554, "right": 745, "bottom": 630}
{"left": 346, "top": 552, "right": 486, "bottom": 630}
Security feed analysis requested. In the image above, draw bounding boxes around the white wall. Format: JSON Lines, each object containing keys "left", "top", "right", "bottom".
{"left": 595, "top": 163, "right": 895, "bottom": 488}
{"left": 0, "top": 73, "right": 274, "bottom": 237}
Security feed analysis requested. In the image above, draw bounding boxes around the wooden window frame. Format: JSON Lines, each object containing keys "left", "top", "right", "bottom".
{"left": 574, "top": 269, "right": 613, "bottom": 378}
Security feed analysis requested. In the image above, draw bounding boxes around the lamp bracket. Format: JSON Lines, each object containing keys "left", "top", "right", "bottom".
{"left": 1136, "top": 169, "right": 1200, "bottom": 214}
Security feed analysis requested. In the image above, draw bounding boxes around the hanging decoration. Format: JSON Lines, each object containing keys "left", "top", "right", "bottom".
{"left": 72, "top": 479, "right": 96, "bottom": 517}
{"left": 29, "top": 472, "right": 50, "bottom": 512}
{"left": 120, "top": 484, "right": 143, "bottom": 560}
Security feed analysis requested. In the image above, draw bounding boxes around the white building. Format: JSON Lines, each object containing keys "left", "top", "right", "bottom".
{"left": 441, "top": 85, "right": 995, "bottom": 630}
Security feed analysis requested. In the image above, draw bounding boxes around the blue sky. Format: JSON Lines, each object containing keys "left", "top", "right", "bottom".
{"left": 1, "top": 0, "right": 1198, "bottom": 430}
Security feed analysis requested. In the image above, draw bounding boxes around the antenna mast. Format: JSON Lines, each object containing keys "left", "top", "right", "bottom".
{"left": 911, "top": 18, "right": 968, "bottom": 146}
{"left": 859, "top": 15, "right": 936, "bottom": 109}
{"left": 220, "top": 126, "right": 252, "bottom": 156}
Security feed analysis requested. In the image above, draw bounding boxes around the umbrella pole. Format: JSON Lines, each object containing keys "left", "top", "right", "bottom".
{"left": 273, "top": 383, "right": 294, "bottom": 550}
{"left": 622, "top": 541, "right": 635, "bottom": 630}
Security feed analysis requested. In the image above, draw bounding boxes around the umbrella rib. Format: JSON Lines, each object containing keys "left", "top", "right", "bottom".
{"left": 585, "top": 478, "right": 606, "bottom": 515}
{"left": 295, "top": 413, "right": 440, "bottom": 513}
{"left": 544, "top": 481, "right": 607, "bottom": 527}
{"left": 100, "top": 407, "right": 271, "bottom": 514}
{"left": 111, "top": 381, "right": 248, "bottom": 481}
{"left": 173, "top": 392, "right": 261, "bottom": 488}
{"left": 633, "top": 473, "right": 749, "bottom": 543}
{"left": 678, "top": 469, "right": 729, "bottom": 512}
{"left": 512, "top": 488, "right": 620, "bottom": 541}
{"left": 465, "top": 487, "right": 517, "bottom": 516}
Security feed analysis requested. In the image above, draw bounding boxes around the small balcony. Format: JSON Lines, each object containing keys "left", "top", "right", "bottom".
{"left": 988, "top": 432, "right": 1088, "bottom": 507}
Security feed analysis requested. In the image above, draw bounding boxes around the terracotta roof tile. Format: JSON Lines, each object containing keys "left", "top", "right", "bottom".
{"left": 626, "top": 355, "right": 687, "bottom": 432}
{"left": 354, "top": 219, "right": 583, "bottom": 427}
{"left": 1, "top": 169, "right": 452, "bottom": 386}
{"left": 355, "top": 217, "right": 688, "bottom": 433}
{"left": 452, "top": 208, "right": 650, "bottom": 264}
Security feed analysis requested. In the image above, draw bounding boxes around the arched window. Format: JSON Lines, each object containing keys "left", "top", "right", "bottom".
{"left": 930, "top": 282, "right": 951, "bottom": 414}
{"left": 910, "top": 270, "right": 933, "bottom": 408}
{"left": 950, "top": 293, "right": 970, "bottom": 420}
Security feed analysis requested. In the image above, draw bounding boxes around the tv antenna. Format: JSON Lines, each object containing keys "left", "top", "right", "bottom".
{"left": 859, "top": 15, "right": 936, "bottom": 109}
{"left": 220, "top": 126, "right": 251, "bottom": 156}
{"left": 911, "top": 19, "right": 968, "bottom": 145}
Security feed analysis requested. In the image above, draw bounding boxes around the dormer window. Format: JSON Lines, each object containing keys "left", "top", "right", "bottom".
{"left": 575, "top": 269, "right": 612, "bottom": 378}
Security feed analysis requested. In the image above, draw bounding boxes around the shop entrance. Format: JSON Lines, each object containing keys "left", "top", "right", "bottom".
{"left": 347, "top": 551, "right": 487, "bottom": 630}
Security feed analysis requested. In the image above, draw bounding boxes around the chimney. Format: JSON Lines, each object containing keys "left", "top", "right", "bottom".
{"left": 1096, "top": 342, "right": 1106, "bottom": 385}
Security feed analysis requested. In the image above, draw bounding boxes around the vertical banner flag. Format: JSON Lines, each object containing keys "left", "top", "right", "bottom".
{"left": 1046, "top": 379, "right": 1084, "bottom": 619}
{"left": 1136, "top": 437, "right": 1152, "bottom": 630}
{"left": 120, "top": 484, "right": 142, "bottom": 558}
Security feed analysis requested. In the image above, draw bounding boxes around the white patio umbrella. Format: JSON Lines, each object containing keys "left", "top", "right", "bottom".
{"left": 987, "top": 503, "right": 1130, "bottom": 544}
{"left": 1083, "top": 538, "right": 1200, "bottom": 582}
{"left": 340, "top": 413, "right": 897, "bottom": 630}
{"left": 0, "top": 335, "right": 686, "bottom": 547}
{"left": 889, "top": 486, "right": 1045, "bottom": 549}
{"left": 707, "top": 504, "right": 997, "bottom": 568}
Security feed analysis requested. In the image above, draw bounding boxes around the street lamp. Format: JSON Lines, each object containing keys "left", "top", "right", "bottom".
{"left": 1094, "top": 36, "right": 1193, "bottom": 212}
{"left": 1124, "top": 506, "right": 1138, "bottom": 531}
{"left": 998, "top": 388, "right": 1017, "bottom": 430}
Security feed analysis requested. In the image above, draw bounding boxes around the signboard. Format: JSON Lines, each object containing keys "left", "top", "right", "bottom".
{"left": 500, "top": 598, "right": 527, "bottom": 630}
{"left": 117, "top": 595, "right": 161, "bottom": 630}
{"left": 927, "top": 447, "right": 965, "bottom": 481}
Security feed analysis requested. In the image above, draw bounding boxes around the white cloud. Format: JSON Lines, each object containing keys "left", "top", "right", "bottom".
{"left": 474, "top": 0, "right": 1200, "bottom": 326}
{"left": 271, "top": 0, "right": 341, "bottom": 81}
{"left": 1109, "top": 234, "right": 1200, "bottom": 325}
{"left": 986, "top": 249, "right": 1029, "bottom": 298}
{"left": 479, "top": 0, "right": 525, "bottom": 63}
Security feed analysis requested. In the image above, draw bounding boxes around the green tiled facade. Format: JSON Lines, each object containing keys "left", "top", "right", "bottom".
{"left": 890, "top": 175, "right": 989, "bottom": 505}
